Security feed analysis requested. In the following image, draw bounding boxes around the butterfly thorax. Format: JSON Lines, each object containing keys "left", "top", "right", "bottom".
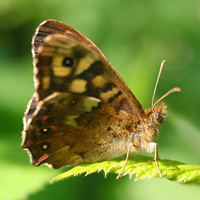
{"left": 132, "top": 102, "right": 167, "bottom": 153}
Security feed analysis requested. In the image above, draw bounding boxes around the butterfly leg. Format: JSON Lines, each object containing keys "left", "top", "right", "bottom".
{"left": 153, "top": 142, "right": 163, "bottom": 177}
{"left": 116, "top": 143, "right": 133, "bottom": 179}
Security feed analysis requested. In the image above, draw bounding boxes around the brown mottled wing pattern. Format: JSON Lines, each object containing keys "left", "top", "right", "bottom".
{"left": 23, "top": 92, "right": 139, "bottom": 168}
{"left": 32, "top": 20, "right": 145, "bottom": 117}
{"left": 22, "top": 20, "right": 145, "bottom": 168}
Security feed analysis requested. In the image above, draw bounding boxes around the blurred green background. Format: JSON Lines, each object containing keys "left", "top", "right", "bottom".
{"left": 0, "top": 0, "right": 200, "bottom": 199}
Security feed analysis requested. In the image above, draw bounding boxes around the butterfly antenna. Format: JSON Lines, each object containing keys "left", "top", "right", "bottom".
{"left": 152, "top": 60, "right": 181, "bottom": 109}
{"left": 151, "top": 60, "right": 166, "bottom": 109}
{"left": 153, "top": 87, "right": 181, "bottom": 107}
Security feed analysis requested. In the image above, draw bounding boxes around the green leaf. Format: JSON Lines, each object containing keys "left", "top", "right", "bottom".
{"left": 50, "top": 155, "right": 200, "bottom": 183}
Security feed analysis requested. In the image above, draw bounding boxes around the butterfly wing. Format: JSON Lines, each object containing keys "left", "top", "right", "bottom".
{"left": 32, "top": 20, "right": 145, "bottom": 117}
{"left": 22, "top": 92, "right": 139, "bottom": 168}
{"left": 22, "top": 20, "right": 145, "bottom": 168}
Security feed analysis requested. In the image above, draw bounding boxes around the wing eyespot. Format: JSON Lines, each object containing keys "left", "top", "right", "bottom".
{"left": 41, "top": 143, "right": 49, "bottom": 150}
{"left": 40, "top": 127, "right": 50, "bottom": 134}
{"left": 62, "top": 57, "right": 74, "bottom": 67}
{"left": 46, "top": 117, "right": 53, "bottom": 123}
{"left": 71, "top": 99, "right": 77, "bottom": 105}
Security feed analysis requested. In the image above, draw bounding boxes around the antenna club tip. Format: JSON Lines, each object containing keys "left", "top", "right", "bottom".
{"left": 173, "top": 87, "right": 181, "bottom": 92}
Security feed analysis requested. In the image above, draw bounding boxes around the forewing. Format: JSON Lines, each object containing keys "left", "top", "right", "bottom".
{"left": 32, "top": 20, "right": 145, "bottom": 118}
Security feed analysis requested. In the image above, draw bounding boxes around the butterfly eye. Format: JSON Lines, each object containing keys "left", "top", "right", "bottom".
{"left": 63, "top": 57, "right": 74, "bottom": 67}
{"left": 152, "top": 111, "right": 163, "bottom": 123}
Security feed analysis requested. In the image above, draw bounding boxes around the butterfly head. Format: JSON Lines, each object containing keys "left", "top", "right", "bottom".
{"left": 149, "top": 102, "right": 167, "bottom": 124}
{"left": 144, "top": 102, "right": 167, "bottom": 135}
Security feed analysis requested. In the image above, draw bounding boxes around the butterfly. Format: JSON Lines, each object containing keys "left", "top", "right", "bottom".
{"left": 21, "top": 20, "right": 180, "bottom": 178}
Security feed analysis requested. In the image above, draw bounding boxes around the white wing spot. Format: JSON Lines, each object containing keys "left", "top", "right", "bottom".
{"left": 52, "top": 66, "right": 71, "bottom": 77}
{"left": 92, "top": 75, "right": 107, "bottom": 88}
{"left": 42, "top": 76, "right": 51, "bottom": 89}
{"left": 42, "top": 144, "right": 48, "bottom": 150}
{"left": 65, "top": 115, "right": 78, "bottom": 126}
{"left": 75, "top": 56, "right": 95, "bottom": 75}
{"left": 83, "top": 97, "right": 100, "bottom": 112}
{"left": 69, "top": 79, "right": 87, "bottom": 93}
{"left": 71, "top": 99, "right": 76, "bottom": 104}
{"left": 42, "top": 128, "right": 48, "bottom": 132}
{"left": 100, "top": 87, "right": 119, "bottom": 102}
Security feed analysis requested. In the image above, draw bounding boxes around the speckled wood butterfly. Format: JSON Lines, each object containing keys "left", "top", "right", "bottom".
{"left": 22, "top": 20, "right": 180, "bottom": 178}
